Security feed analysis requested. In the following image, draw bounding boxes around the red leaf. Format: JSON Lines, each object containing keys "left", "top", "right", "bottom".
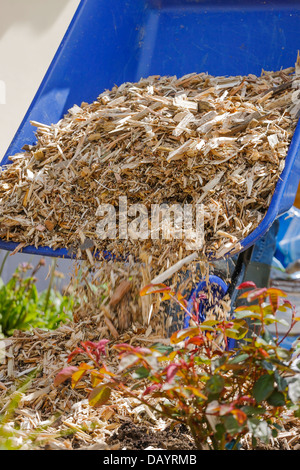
{"left": 81, "top": 339, "right": 109, "bottom": 360}
{"left": 258, "top": 348, "right": 270, "bottom": 358}
{"left": 282, "top": 299, "right": 293, "bottom": 309}
{"left": 67, "top": 347, "right": 84, "bottom": 363}
{"left": 165, "top": 363, "right": 180, "bottom": 383}
{"left": 237, "top": 287, "right": 268, "bottom": 302}
{"left": 231, "top": 408, "right": 247, "bottom": 425}
{"left": 143, "top": 383, "right": 162, "bottom": 396}
{"left": 170, "top": 327, "right": 201, "bottom": 344}
{"left": 237, "top": 281, "right": 257, "bottom": 290}
{"left": 140, "top": 283, "right": 171, "bottom": 296}
{"left": 54, "top": 366, "right": 78, "bottom": 387}
{"left": 236, "top": 396, "right": 255, "bottom": 405}
{"left": 185, "top": 336, "right": 205, "bottom": 347}
{"left": 161, "top": 291, "right": 174, "bottom": 301}
{"left": 246, "top": 287, "right": 268, "bottom": 302}
{"left": 269, "top": 294, "right": 280, "bottom": 313}
{"left": 85, "top": 339, "right": 109, "bottom": 350}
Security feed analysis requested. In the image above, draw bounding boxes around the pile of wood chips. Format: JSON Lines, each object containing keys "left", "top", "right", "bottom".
{"left": 1, "top": 313, "right": 300, "bottom": 450}
{"left": 1, "top": 60, "right": 300, "bottom": 275}
{"left": 0, "top": 256, "right": 230, "bottom": 450}
{"left": 0, "top": 257, "right": 172, "bottom": 449}
{"left": 0, "top": 319, "right": 170, "bottom": 450}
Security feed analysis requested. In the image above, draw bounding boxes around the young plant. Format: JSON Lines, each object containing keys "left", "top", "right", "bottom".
{"left": 0, "top": 371, "right": 78, "bottom": 450}
{"left": 0, "top": 259, "right": 74, "bottom": 336}
{"left": 54, "top": 281, "right": 300, "bottom": 450}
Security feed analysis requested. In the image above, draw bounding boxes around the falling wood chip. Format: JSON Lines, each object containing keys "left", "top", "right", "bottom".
{"left": 109, "top": 280, "right": 133, "bottom": 307}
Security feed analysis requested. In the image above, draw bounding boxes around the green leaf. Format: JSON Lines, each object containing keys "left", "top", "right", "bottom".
{"left": 225, "top": 320, "right": 248, "bottom": 340}
{"left": 261, "top": 360, "right": 274, "bottom": 372}
{"left": 234, "top": 311, "right": 261, "bottom": 320}
{"left": 118, "top": 354, "right": 140, "bottom": 372}
{"left": 275, "top": 347, "right": 291, "bottom": 362}
{"left": 223, "top": 414, "right": 242, "bottom": 435}
{"left": 132, "top": 366, "right": 150, "bottom": 379}
{"left": 261, "top": 328, "right": 276, "bottom": 345}
{"left": 267, "top": 390, "right": 286, "bottom": 407}
{"left": 205, "top": 375, "right": 224, "bottom": 399}
{"left": 241, "top": 405, "right": 266, "bottom": 417}
{"left": 294, "top": 406, "right": 300, "bottom": 418}
{"left": 228, "top": 353, "right": 249, "bottom": 365}
{"left": 200, "top": 320, "right": 219, "bottom": 327}
{"left": 215, "top": 423, "right": 226, "bottom": 441}
{"left": 274, "top": 371, "right": 288, "bottom": 392}
{"left": 88, "top": 384, "right": 112, "bottom": 408}
{"left": 210, "top": 356, "right": 227, "bottom": 371}
{"left": 54, "top": 366, "right": 79, "bottom": 387}
{"left": 267, "top": 317, "right": 289, "bottom": 327}
{"left": 253, "top": 374, "right": 275, "bottom": 403}
{"left": 150, "top": 343, "right": 174, "bottom": 355}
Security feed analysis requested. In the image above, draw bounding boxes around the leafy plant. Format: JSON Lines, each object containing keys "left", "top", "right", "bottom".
{"left": 0, "top": 259, "right": 74, "bottom": 337}
{"left": 0, "top": 372, "right": 34, "bottom": 450}
{"left": 0, "top": 371, "right": 78, "bottom": 450}
{"left": 54, "top": 281, "right": 300, "bottom": 450}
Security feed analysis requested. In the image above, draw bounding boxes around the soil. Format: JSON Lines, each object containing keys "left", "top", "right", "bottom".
{"left": 1, "top": 273, "right": 300, "bottom": 451}
{"left": 107, "top": 422, "right": 196, "bottom": 450}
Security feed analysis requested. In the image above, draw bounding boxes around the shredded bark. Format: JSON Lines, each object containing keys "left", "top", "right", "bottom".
{"left": 1, "top": 63, "right": 300, "bottom": 276}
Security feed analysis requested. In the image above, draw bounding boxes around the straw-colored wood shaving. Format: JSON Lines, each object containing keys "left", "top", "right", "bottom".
{"left": 70, "top": 259, "right": 165, "bottom": 334}
{"left": 0, "top": 319, "right": 170, "bottom": 450}
{"left": 1, "top": 313, "right": 300, "bottom": 450}
{"left": 1, "top": 63, "right": 300, "bottom": 275}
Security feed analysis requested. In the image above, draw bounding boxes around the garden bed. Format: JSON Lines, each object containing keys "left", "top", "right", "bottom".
{"left": 1, "top": 310, "right": 300, "bottom": 451}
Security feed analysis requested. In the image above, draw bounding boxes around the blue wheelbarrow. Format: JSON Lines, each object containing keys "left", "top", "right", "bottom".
{"left": 1, "top": 0, "right": 300, "bottom": 332}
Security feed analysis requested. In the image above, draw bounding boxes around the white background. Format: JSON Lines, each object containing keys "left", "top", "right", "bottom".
{"left": 0, "top": 0, "right": 80, "bottom": 289}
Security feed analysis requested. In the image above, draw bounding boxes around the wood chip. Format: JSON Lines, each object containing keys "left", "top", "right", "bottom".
{"left": 0, "top": 60, "right": 299, "bottom": 272}
{"left": 109, "top": 280, "right": 132, "bottom": 307}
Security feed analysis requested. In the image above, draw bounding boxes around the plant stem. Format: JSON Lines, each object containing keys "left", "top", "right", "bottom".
{"left": 0, "top": 251, "right": 9, "bottom": 278}
{"left": 43, "top": 260, "right": 56, "bottom": 316}
{"left": 278, "top": 305, "right": 297, "bottom": 346}
{"left": 259, "top": 298, "right": 265, "bottom": 334}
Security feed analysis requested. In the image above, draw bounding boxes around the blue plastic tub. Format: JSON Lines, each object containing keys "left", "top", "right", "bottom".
{"left": 183, "top": 275, "right": 296, "bottom": 350}
{"left": 184, "top": 275, "right": 228, "bottom": 327}
{"left": 1, "top": 0, "right": 300, "bottom": 260}
{"left": 183, "top": 274, "right": 236, "bottom": 349}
